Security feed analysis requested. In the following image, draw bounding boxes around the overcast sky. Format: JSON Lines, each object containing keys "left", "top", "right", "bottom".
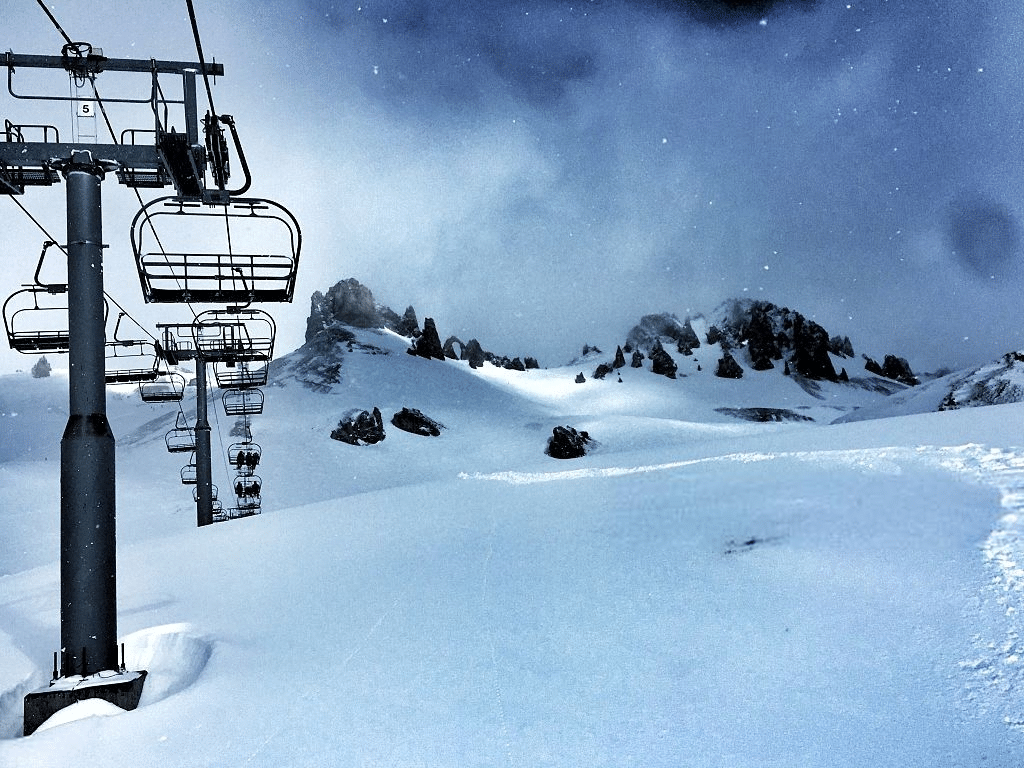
{"left": 2, "top": 0, "right": 1024, "bottom": 374}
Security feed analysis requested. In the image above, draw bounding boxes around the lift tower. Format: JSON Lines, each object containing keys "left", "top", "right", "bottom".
{"left": 0, "top": 45, "right": 222, "bottom": 734}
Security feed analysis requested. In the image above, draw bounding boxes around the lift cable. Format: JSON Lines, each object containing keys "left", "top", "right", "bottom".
{"left": 185, "top": 0, "right": 218, "bottom": 117}
{"left": 23, "top": 3, "right": 196, "bottom": 331}
{"left": 4, "top": 197, "right": 159, "bottom": 343}
{"left": 33, "top": 0, "right": 73, "bottom": 46}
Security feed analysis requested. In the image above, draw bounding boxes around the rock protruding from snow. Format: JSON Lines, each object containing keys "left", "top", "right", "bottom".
{"left": 715, "top": 352, "right": 744, "bottom": 379}
{"left": 306, "top": 278, "right": 421, "bottom": 342}
{"left": 939, "top": 351, "right": 1024, "bottom": 410}
{"left": 864, "top": 354, "right": 919, "bottom": 386}
{"left": 331, "top": 408, "right": 386, "bottom": 445}
{"left": 546, "top": 425, "right": 594, "bottom": 459}
{"left": 391, "top": 408, "right": 444, "bottom": 437}
{"left": 408, "top": 318, "right": 446, "bottom": 360}
{"left": 649, "top": 340, "right": 678, "bottom": 379}
{"left": 625, "top": 313, "right": 701, "bottom": 354}
{"left": 709, "top": 299, "right": 841, "bottom": 382}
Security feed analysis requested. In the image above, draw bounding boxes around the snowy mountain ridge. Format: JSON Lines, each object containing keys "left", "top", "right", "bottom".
{"left": 3, "top": 318, "right": 1024, "bottom": 763}
{"left": 5, "top": 294, "right": 1024, "bottom": 763}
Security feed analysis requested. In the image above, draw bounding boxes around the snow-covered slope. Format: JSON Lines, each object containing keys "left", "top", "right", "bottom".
{"left": 2, "top": 329, "right": 1024, "bottom": 766}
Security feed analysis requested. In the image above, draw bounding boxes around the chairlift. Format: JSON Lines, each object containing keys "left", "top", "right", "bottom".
{"left": 214, "top": 359, "right": 268, "bottom": 389}
{"left": 3, "top": 240, "right": 78, "bottom": 353}
{"left": 4, "top": 287, "right": 71, "bottom": 353}
{"left": 193, "top": 484, "right": 219, "bottom": 503}
{"left": 105, "top": 314, "right": 159, "bottom": 384}
{"left": 165, "top": 413, "right": 196, "bottom": 453}
{"left": 131, "top": 196, "right": 301, "bottom": 304}
{"left": 193, "top": 307, "right": 275, "bottom": 363}
{"left": 140, "top": 370, "right": 187, "bottom": 403}
{"left": 1, "top": 123, "right": 61, "bottom": 194}
{"left": 228, "top": 442, "right": 261, "bottom": 474}
{"left": 218, "top": 500, "right": 261, "bottom": 522}
{"left": 222, "top": 388, "right": 264, "bottom": 416}
{"left": 155, "top": 323, "right": 197, "bottom": 365}
{"left": 180, "top": 452, "right": 197, "bottom": 485}
{"left": 232, "top": 474, "right": 262, "bottom": 500}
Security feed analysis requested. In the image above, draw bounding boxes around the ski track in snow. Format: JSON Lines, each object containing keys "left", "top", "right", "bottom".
{"left": 935, "top": 445, "right": 1024, "bottom": 732}
{"left": 464, "top": 442, "right": 1024, "bottom": 734}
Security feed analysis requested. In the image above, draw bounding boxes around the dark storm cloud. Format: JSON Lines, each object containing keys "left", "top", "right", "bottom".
{"left": 946, "top": 195, "right": 1021, "bottom": 278}
{"left": 654, "top": 0, "right": 819, "bottom": 26}
{"left": 268, "top": 0, "right": 1024, "bottom": 370}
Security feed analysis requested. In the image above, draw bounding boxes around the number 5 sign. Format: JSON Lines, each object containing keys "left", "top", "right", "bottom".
{"left": 77, "top": 101, "right": 95, "bottom": 118}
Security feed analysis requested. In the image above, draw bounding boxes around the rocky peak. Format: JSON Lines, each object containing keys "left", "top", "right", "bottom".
{"left": 709, "top": 298, "right": 839, "bottom": 382}
{"left": 305, "top": 278, "right": 421, "bottom": 342}
{"left": 625, "top": 313, "right": 701, "bottom": 354}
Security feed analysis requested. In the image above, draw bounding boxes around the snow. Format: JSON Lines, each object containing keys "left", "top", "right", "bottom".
{"left": 2, "top": 328, "right": 1024, "bottom": 765}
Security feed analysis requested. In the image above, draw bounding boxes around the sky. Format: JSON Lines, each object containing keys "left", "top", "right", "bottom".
{"left": 2, "top": 0, "right": 1024, "bottom": 373}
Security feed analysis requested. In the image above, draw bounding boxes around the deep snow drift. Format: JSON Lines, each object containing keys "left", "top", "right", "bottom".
{"left": 2, "top": 327, "right": 1024, "bottom": 766}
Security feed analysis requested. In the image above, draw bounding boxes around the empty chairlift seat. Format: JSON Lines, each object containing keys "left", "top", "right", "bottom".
{"left": 105, "top": 340, "right": 159, "bottom": 385}
{"left": 165, "top": 414, "right": 196, "bottom": 453}
{"left": 193, "top": 308, "right": 275, "bottom": 364}
{"left": 131, "top": 196, "right": 301, "bottom": 304}
{"left": 214, "top": 360, "right": 268, "bottom": 389}
{"left": 222, "top": 388, "right": 264, "bottom": 416}
{"left": 3, "top": 286, "right": 73, "bottom": 353}
{"left": 140, "top": 370, "right": 187, "bottom": 403}
{"left": 180, "top": 452, "right": 198, "bottom": 485}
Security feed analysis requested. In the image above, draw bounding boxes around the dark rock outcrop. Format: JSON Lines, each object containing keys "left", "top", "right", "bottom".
{"left": 716, "top": 352, "right": 744, "bottom": 379}
{"left": 939, "top": 351, "right": 1024, "bottom": 410}
{"left": 443, "top": 336, "right": 465, "bottom": 360}
{"left": 379, "top": 305, "right": 419, "bottom": 337}
{"left": 715, "top": 407, "right": 815, "bottom": 423}
{"left": 575, "top": 372, "right": 586, "bottom": 383}
{"left": 829, "top": 334, "right": 855, "bottom": 358}
{"left": 546, "top": 425, "right": 594, "bottom": 459}
{"left": 626, "top": 313, "right": 701, "bottom": 353}
{"left": 408, "top": 318, "right": 446, "bottom": 360}
{"left": 613, "top": 346, "right": 626, "bottom": 369}
{"left": 630, "top": 350, "right": 644, "bottom": 368}
{"left": 649, "top": 340, "right": 678, "bottom": 379}
{"left": 463, "top": 339, "right": 486, "bottom": 369}
{"left": 745, "top": 305, "right": 780, "bottom": 371}
{"left": 305, "top": 278, "right": 419, "bottom": 342}
{"left": 864, "top": 354, "right": 919, "bottom": 386}
{"left": 791, "top": 314, "right": 838, "bottom": 381}
{"left": 709, "top": 299, "right": 838, "bottom": 382}
{"left": 593, "top": 362, "right": 614, "bottom": 380}
{"left": 331, "top": 407, "right": 386, "bottom": 445}
{"left": 391, "top": 407, "right": 444, "bottom": 437}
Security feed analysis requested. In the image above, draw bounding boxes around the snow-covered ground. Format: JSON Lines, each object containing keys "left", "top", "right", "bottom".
{"left": 2, "top": 328, "right": 1024, "bottom": 765}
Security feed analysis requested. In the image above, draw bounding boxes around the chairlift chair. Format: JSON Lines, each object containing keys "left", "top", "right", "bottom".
{"left": 220, "top": 501, "right": 261, "bottom": 521}
{"left": 180, "top": 452, "right": 197, "bottom": 485}
{"left": 3, "top": 240, "right": 85, "bottom": 353}
{"left": 140, "top": 370, "right": 187, "bottom": 403}
{"left": 193, "top": 308, "right": 275, "bottom": 363}
{"left": 214, "top": 359, "right": 268, "bottom": 389}
{"left": 193, "top": 484, "right": 219, "bottom": 503}
{"left": 104, "top": 314, "right": 160, "bottom": 384}
{"left": 222, "top": 387, "right": 264, "bottom": 416}
{"left": 105, "top": 341, "right": 159, "bottom": 384}
{"left": 232, "top": 473, "right": 262, "bottom": 500}
{"left": 3, "top": 287, "right": 72, "bottom": 353}
{"left": 131, "top": 196, "right": 301, "bottom": 304}
{"left": 165, "top": 413, "right": 196, "bottom": 453}
{"left": 228, "top": 442, "right": 261, "bottom": 473}
{"left": 155, "top": 324, "right": 197, "bottom": 365}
